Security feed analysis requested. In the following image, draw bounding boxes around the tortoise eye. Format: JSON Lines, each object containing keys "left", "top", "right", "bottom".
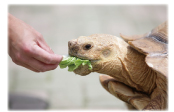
{"left": 84, "top": 44, "right": 92, "bottom": 50}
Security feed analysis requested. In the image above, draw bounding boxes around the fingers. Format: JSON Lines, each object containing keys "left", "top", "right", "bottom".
{"left": 26, "top": 57, "right": 59, "bottom": 72}
{"left": 15, "top": 61, "right": 40, "bottom": 72}
{"left": 10, "top": 43, "right": 61, "bottom": 72}
{"left": 31, "top": 44, "right": 63, "bottom": 65}
{"left": 11, "top": 52, "right": 59, "bottom": 72}
{"left": 9, "top": 48, "right": 39, "bottom": 72}
{"left": 13, "top": 56, "right": 59, "bottom": 72}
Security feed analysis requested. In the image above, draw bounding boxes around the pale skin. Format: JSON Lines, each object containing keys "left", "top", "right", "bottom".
{"left": 8, "top": 13, "right": 63, "bottom": 72}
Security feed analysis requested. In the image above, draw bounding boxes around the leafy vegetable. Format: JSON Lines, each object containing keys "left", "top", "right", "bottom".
{"left": 59, "top": 56, "right": 92, "bottom": 72}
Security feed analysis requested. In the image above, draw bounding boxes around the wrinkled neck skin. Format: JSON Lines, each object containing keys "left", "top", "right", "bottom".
{"left": 93, "top": 38, "right": 157, "bottom": 95}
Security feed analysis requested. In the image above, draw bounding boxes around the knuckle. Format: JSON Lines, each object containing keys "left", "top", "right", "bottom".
{"left": 44, "top": 55, "right": 52, "bottom": 64}
{"left": 37, "top": 32, "right": 43, "bottom": 39}
{"left": 50, "top": 65, "right": 58, "bottom": 70}
{"left": 12, "top": 58, "right": 19, "bottom": 64}
{"left": 39, "top": 66, "right": 46, "bottom": 72}
{"left": 54, "top": 64, "right": 59, "bottom": 69}
{"left": 46, "top": 58, "right": 52, "bottom": 64}
{"left": 39, "top": 64, "right": 58, "bottom": 72}
{"left": 53, "top": 64, "right": 59, "bottom": 70}
{"left": 22, "top": 45, "right": 31, "bottom": 54}
{"left": 15, "top": 53, "right": 22, "bottom": 61}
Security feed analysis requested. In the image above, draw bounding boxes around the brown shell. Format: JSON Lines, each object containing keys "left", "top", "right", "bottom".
{"left": 120, "top": 21, "right": 168, "bottom": 77}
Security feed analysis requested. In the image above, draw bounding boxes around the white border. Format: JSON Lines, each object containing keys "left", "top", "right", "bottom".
{"left": 1, "top": 1, "right": 173, "bottom": 112}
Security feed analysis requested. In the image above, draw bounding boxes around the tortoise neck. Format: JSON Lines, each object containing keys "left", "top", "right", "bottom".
{"left": 120, "top": 45, "right": 157, "bottom": 94}
{"left": 95, "top": 45, "right": 157, "bottom": 94}
{"left": 93, "top": 38, "right": 157, "bottom": 94}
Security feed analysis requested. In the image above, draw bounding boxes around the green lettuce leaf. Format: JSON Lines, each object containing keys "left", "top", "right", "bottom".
{"left": 59, "top": 56, "right": 92, "bottom": 72}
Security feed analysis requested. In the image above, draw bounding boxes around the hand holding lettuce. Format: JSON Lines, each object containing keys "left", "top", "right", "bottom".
{"left": 59, "top": 56, "right": 92, "bottom": 72}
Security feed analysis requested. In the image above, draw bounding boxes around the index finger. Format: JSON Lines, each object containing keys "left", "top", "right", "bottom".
{"left": 31, "top": 45, "right": 63, "bottom": 64}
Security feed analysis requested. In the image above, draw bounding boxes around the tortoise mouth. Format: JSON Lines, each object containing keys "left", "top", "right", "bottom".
{"left": 69, "top": 53, "right": 100, "bottom": 63}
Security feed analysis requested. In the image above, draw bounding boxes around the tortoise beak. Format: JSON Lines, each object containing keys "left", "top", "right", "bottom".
{"left": 68, "top": 39, "right": 79, "bottom": 56}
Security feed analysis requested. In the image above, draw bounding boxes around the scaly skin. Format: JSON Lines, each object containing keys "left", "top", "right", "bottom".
{"left": 68, "top": 34, "right": 167, "bottom": 109}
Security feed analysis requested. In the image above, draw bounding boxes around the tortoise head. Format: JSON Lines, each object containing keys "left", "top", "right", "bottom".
{"left": 68, "top": 34, "right": 128, "bottom": 76}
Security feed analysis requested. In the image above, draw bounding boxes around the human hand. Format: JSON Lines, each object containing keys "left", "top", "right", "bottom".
{"left": 99, "top": 75, "right": 151, "bottom": 110}
{"left": 8, "top": 13, "right": 63, "bottom": 72}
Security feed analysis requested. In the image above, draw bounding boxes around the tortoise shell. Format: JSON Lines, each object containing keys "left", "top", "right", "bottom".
{"left": 120, "top": 21, "right": 168, "bottom": 77}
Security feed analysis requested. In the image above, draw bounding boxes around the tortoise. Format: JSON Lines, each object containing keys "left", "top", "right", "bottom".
{"left": 68, "top": 21, "right": 168, "bottom": 110}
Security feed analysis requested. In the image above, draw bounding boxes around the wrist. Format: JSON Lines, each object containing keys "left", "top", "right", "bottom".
{"left": 8, "top": 13, "right": 24, "bottom": 40}
{"left": 8, "top": 13, "right": 15, "bottom": 39}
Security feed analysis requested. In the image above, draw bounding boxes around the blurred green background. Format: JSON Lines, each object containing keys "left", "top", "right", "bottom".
{"left": 8, "top": 5, "right": 167, "bottom": 110}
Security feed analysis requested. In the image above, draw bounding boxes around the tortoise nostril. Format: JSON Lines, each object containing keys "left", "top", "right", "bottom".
{"left": 68, "top": 39, "right": 79, "bottom": 54}
{"left": 71, "top": 46, "right": 79, "bottom": 54}
{"left": 68, "top": 39, "right": 77, "bottom": 48}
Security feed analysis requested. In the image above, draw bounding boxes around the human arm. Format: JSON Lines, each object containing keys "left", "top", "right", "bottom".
{"left": 8, "top": 13, "right": 62, "bottom": 72}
